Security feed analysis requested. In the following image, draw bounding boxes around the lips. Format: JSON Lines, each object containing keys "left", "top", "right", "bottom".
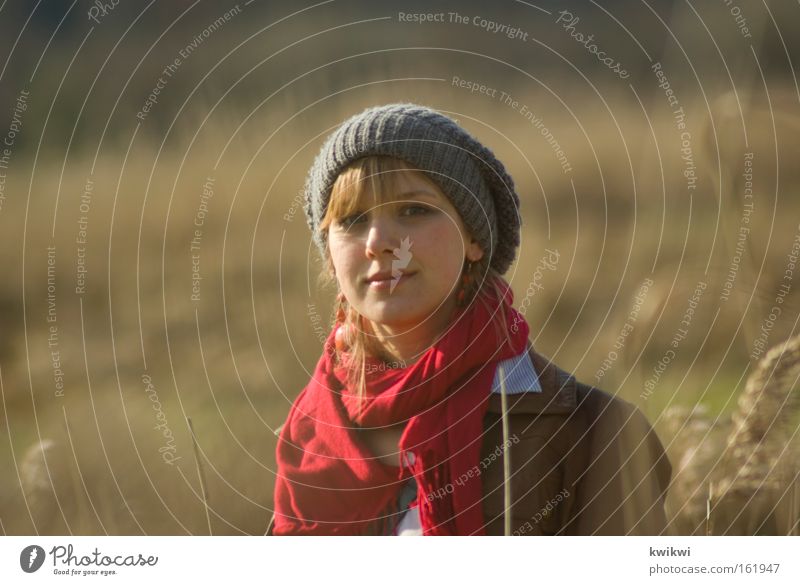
{"left": 364, "top": 270, "right": 416, "bottom": 286}
{"left": 365, "top": 271, "right": 394, "bottom": 283}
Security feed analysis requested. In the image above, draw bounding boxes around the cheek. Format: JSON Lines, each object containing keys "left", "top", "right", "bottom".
{"left": 328, "top": 237, "right": 361, "bottom": 286}
{"left": 415, "top": 223, "right": 466, "bottom": 280}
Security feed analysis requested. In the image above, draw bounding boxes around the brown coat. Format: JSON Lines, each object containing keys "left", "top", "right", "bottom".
{"left": 478, "top": 346, "right": 672, "bottom": 535}
{"left": 267, "top": 346, "right": 672, "bottom": 536}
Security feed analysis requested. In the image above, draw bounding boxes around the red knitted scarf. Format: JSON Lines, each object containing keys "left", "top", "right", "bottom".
{"left": 272, "top": 283, "right": 530, "bottom": 535}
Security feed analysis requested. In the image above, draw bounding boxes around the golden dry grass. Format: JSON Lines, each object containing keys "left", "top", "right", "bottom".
{"left": 2, "top": 85, "right": 800, "bottom": 535}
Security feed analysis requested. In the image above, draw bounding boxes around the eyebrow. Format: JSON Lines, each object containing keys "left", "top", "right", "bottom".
{"left": 392, "top": 189, "right": 441, "bottom": 201}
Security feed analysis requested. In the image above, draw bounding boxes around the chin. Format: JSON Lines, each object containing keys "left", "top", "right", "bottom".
{"left": 362, "top": 302, "right": 435, "bottom": 329}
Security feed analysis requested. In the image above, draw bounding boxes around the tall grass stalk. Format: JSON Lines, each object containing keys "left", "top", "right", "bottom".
{"left": 187, "top": 417, "right": 212, "bottom": 535}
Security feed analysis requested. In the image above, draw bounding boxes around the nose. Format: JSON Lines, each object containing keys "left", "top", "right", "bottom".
{"left": 364, "top": 212, "right": 399, "bottom": 259}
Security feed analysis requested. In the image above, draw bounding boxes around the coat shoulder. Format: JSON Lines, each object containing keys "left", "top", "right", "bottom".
{"left": 561, "top": 379, "right": 673, "bottom": 535}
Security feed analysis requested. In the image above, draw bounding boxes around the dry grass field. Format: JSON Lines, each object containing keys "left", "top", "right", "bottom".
{"left": 1, "top": 0, "right": 799, "bottom": 536}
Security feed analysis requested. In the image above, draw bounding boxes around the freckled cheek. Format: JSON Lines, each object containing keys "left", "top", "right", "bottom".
{"left": 328, "top": 239, "right": 362, "bottom": 287}
{"left": 413, "top": 232, "right": 465, "bottom": 284}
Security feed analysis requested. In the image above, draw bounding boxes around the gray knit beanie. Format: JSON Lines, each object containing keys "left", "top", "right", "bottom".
{"left": 303, "top": 103, "right": 521, "bottom": 274}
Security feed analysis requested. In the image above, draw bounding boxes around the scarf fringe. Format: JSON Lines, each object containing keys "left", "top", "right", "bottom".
{"left": 414, "top": 454, "right": 454, "bottom": 536}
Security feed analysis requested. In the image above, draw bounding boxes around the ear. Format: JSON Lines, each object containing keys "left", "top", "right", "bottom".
{"left": 466, "top": 238, "right": 484, "bottom": 263}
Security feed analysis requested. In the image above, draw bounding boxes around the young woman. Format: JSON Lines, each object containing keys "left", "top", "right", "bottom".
{"left": 269, "top": 103, "right": 671, "bottom": 536}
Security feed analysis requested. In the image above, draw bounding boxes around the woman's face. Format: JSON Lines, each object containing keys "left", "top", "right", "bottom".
{"left": 327, "top": 167, "right": 484, "bottom": 332}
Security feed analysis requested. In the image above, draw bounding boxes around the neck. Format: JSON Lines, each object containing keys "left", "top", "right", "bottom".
{"left": 368, "top": 295, "right": 460, "bottom": 367}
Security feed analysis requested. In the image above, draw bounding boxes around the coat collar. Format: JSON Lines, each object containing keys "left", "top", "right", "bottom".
{"left": 486, "top": 342, "right": 577, "bottom": 415}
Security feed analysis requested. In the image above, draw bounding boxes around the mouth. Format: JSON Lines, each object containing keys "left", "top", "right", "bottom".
{"left": 364, "top": 271, "right": 416, "bottom": 290}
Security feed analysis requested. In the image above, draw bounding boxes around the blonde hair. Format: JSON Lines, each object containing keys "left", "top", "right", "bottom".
{"left": 317, "top": 156, "right": 516, "bottom": 411}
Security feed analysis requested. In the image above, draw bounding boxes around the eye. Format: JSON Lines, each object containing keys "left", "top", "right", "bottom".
{"left": 337, "top": 211, "right": 367, "bottom": 228}
{"left": 400, "top": 204, "right": 433, "bottom": 217}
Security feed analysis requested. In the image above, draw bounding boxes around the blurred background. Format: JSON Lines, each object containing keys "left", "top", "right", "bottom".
{"left": 1, "top": 0, "right": 799, "bottom": 536}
